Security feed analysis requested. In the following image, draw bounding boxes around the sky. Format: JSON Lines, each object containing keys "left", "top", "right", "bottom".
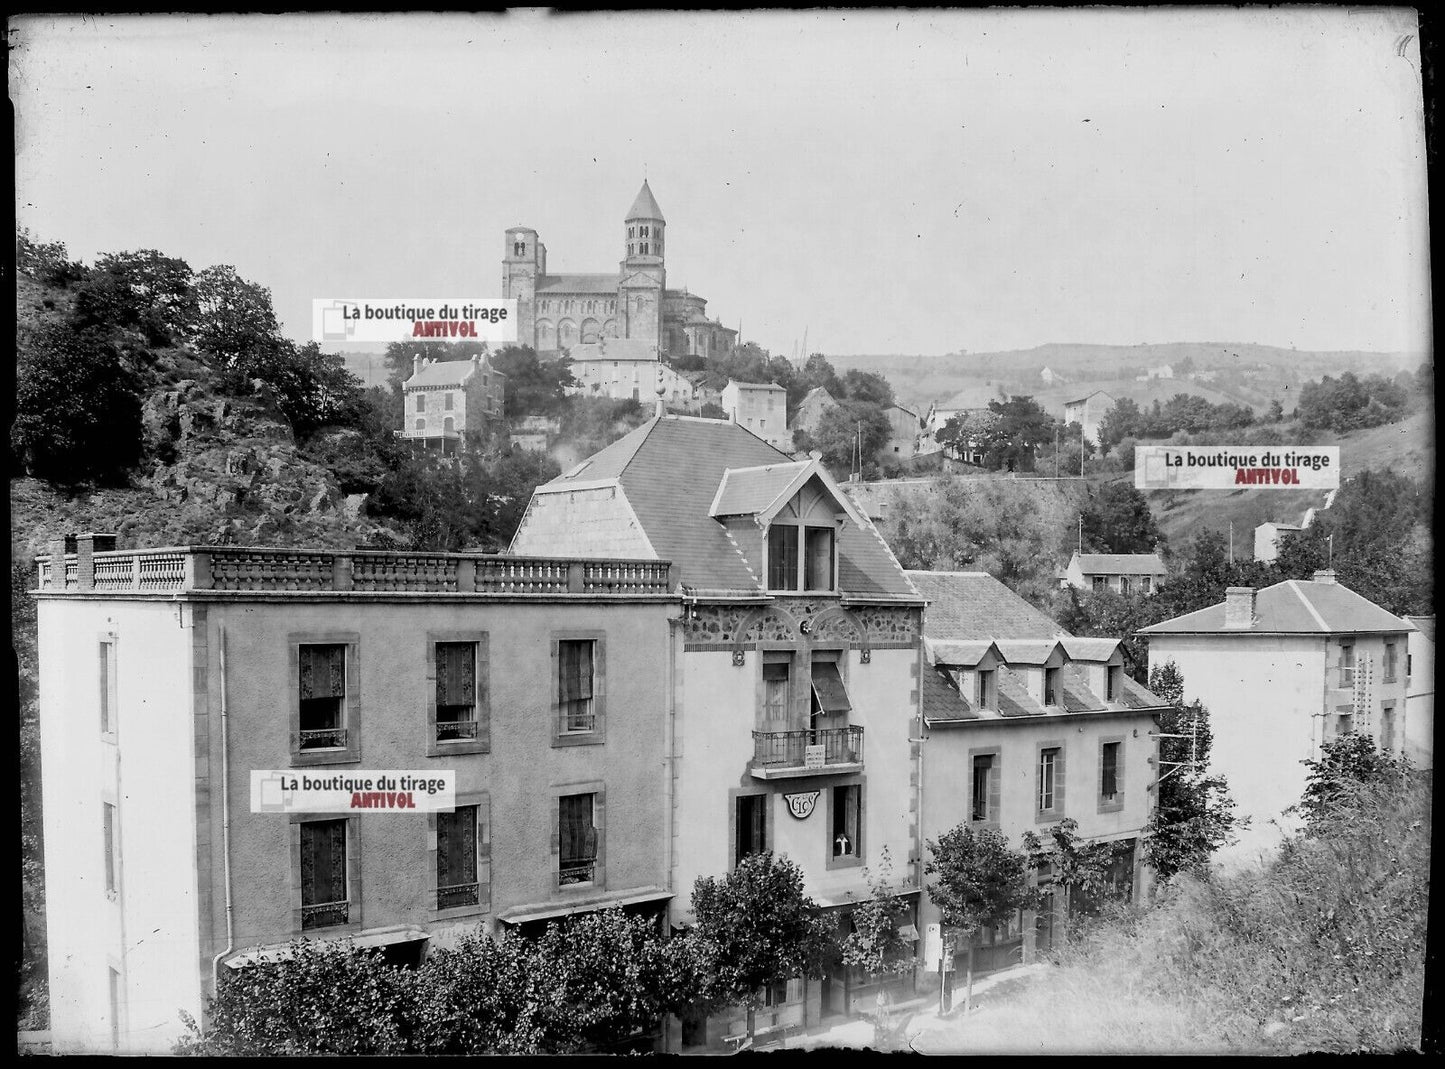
{"left": 10, "top": 9, "right": 1433, "bottom": 359}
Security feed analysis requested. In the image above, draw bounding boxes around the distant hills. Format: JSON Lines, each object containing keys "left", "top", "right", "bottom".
{"left": 826, "top": 342, "right": 1426, "bottom": 416}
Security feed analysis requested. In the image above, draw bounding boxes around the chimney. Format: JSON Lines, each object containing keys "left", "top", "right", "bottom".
{"left": 471, "top": 352, "right": 481, "bottom": 367}
{"left": 413, "top": 355, "right": 422, "bottom": 377}
{"left": 76, "top": 533, "right": 116, "bottom": 591}
{"left": 1312, "top": 569, "right": 1337, "bottom": 585}
{"left": 1223, "top": 586, "right": 1257, "bottom": 629}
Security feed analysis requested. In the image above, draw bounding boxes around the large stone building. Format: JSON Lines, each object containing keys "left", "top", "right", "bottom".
{"left": 500, "top": 181, "right": 737, "bottom": 393}
{"left": 397, "top": 352, "right": 506, "bottom": 453}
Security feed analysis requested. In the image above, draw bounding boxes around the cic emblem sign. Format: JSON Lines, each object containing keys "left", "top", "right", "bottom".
{"left": 784, "top": 791, "right": 820, "bottom": 820}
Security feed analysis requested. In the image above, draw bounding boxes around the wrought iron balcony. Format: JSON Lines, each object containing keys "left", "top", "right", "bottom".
{"left": 558, "top": 859, "right": 597, "bottom": 887}
{"left": 750, "top": 726, "right": 864, "bottom": 779}
{"left": 299, "top": 727, "right": 348, "bottom": 750}
{"left": 435, "top": 719, "right": 480, "bottom": 742}
{"left": 301, "top": 900, "right": 349, "bottom": 930}
{"left": 437, "top": 882, "right": 480, "bottom": 909}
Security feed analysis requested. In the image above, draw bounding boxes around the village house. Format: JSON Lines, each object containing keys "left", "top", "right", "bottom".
{"left": 1403, "top": 615, "right": 1434, "bottom": 768}
{"left": 884, "top": 403, "right": 921, "bottom": 460}
{"left": 720, "top": 380, "right": 791, "bottom": 450}
{"left": 33, "top": 535, "right": 675, "bottom": 1053}
{"left": 1061, "top": 390, "right": 1117, "bottom": 447}
{"left": 1138, "top": 571, "right": 1413, "bottom": 861}
{"left": 1058, "top": 551, "right": 1168, "bottom": 596}
{"left": 1252, "top": 520, "right": 1304, "bottom": 563}
{"left": 564, "top": 336, "right": 698, "bottom": 406}
{"left": 509, "top": 412, "right": 925, "bottom": 1045}
{"left": 790, "top": 385, "right": 839, "bottom": 440}
{"left": 397, "top": 353, "right": 506, "bottom": 453}
{"left": 908, "top": 571, "right": 1166, "bottom": 976}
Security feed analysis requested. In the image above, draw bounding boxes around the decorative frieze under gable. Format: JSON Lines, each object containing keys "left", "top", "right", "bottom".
{"left": 682, "top": 596, "right": 920, "bottom": 664}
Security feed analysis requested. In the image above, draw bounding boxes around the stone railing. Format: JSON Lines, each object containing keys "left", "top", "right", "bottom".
{"left": 36, "top": 541, "right": 676, "bottom": 598}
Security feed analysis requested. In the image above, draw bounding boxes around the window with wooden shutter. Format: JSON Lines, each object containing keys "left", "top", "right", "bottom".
{"left": 971, "top": 754, "right": 994, "bottom": 823}
{"left": 558, "top": 640, "right": 595, "bottom": 733}
{"left": 767, "top": 524, "right": 799, "bottom": 591}
{"left": 299, "top": 644, "right": 346, "bottom": 749}
{"left": 103, "top": 802, "right": 118, "bottom": 896}
{"left": 1100, "top": 741, "right": 1120, "bottom": 803}
{"left": 301, "top": 819, "right": 348, "bottom": 928}
{"left": 1038, "top": 748, "right": 1060, "bottom": 813}
{"left": 558, "top": 793, "right": 597, "bottom": 885}
{"left": 762, "top": 659, "right": 790, "bottom": 726}
{"left": 437, "top": 805, "right": 479, "bottom": 908}
{"left": 831, "top": 784, "right": 860, "bottom": 859}
{"left": 435, "top": 642, "right": 477, "bottom": 741}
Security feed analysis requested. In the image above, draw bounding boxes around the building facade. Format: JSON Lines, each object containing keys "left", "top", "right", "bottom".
{"left": 790, "top": 386, "right": 839, "bottom": 439}
{"left": 500, "top": 181, "right": 735, "bottom": 363}
{"left": 884, "top": 404, "right": 920, "bottom": 460}
{"left": 720, "top": 380, "right": 791, "bottom": 450}
{"left": 1403, "top": 615, "right": 1434, "bottom": 768}
{"left": 35, "top": 537, "right": 676, "bottom": 1053}
{"left": 1058, "top": 552, "right": 1168, "bottom": 596}
{"left": 1061, "top": 390, "right": 1117, "bottom": 446}
{"left": 509, "top": 414, "right": 926, "bottom": 1044}
{"left": 908, "top": 571, "right": 1164, "bottom": 976}
{"left": 1138, "top": 571, "right": 1413, "bottom": 861}
{"left": 1252, "top": 521, "right": 1304, "bottom": 563}
{"left": 397, "top": 353, "right": 506, "bottom": 453}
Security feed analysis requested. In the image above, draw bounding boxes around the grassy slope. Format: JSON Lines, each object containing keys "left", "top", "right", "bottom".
{"left": 1146, "top": 411, "right": 1433, "bottom": 550}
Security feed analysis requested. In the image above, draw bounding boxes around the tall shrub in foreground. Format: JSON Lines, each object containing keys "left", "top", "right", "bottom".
{"left": 925, "top": 824, "right": 1033, "bottom": 996}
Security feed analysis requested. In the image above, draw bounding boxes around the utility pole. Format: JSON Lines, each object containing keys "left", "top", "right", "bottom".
{"left": 1078, "top": 514, "right": 1083, "bottom": 556}
{"left": 1080, "top": 424, "right": 1085, "bottom": 477}
{"left": 1054, "top": 426, "right": 1060, "bottom": 478}
{"left": 1229, "top": 522, "right": 1234, "bottom": 563}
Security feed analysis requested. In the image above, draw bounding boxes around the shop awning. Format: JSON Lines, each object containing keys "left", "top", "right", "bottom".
{"left": 223, "top": 925, "right": 429, "bottom": 969}
{"left": 496, "top": 887, "right": 673, "bottom": 927}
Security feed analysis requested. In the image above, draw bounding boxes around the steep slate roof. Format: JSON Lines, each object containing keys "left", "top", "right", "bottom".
{"left": 923, "top": 639, "right": 1001, "bottom": 667}
{"left": 535, "top": 416, "right": 919, "bottom": 599}
{"left": 1139, "top": 578, "right": 1410, "bottom": 636}
{"left": 405, "top": 360, "right": 479, "bottom": 388}
{"left": 627, "top": 180, "right": 665, "bottom": 221}
{"left": 1405, "top": 616, "right": 1435, "bottom": 643}
{"left": 907, "top": 571, "right": 1068, "bottom": 639}
{"left": 1074, "top": 553, "right": 1168, "bottom": 576}
{"left": 727, "top": 379, "right": 786, "bottom": 393}
{"left": 536, "top": 274, "right": 619, "bottom": 294}
{"left": 1064, "top": 389, "right": 1116, "bottom": 407}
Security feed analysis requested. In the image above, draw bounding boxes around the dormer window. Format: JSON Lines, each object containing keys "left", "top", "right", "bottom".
{"left": 1106, "top": 665, "right": 1123, "bottom": 702}
{"left": 1044, "top": 667, "right": 1060, "bottom": 707}
{"left": 976, "top": 669, "right": 998, "bottom": 710}
{"left": 767, "top": 524, "right": 836, "bottom": 592}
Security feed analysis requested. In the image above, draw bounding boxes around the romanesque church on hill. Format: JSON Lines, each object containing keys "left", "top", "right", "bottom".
{"left": 501, "top": 182, "right": 737, "bottom": 403}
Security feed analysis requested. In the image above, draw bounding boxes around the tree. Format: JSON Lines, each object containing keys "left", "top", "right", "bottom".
{"left": 883, "top": 475, "right": 1073, "bottom": 605}
{"left": 1097, "top": 397, "right": 1142, "bottom": 454}
{"left": 71, "top": 249, "right": 199, "bottom": 346}
{"left": 841, "top": 368, "right": 895, "bottom": 409}
{"left": 489, "top": 345, "right": 575, "bottom": 417}
{"left": 924, "top": 824, "right": 1034, "bottom": 1003}
{"left": 688, "top": 852, "right": 833, "bottom": 1045}
{"left": 1021, "top": 818, "right": 1122, "bottom": 928}
{"left": 839, "top": 846, "right": 917, "bottom": 979}
{"left": 975, "top": 395, "right": 1057, "bottom": 472}
{"left": 13, "top": 321, "right": 144, "bottom": 485}
{"left": 812, "top": 399, "right": 891, "bottom": 475}
{"left": 1293, "top": 732, "right": 1409, "bottom": 837}
{"left": 1079, "top": 482, "right": 1165, "bottom": 555}
{"left": 191, "top": 264, "right": 282, "bottom": 376}
{"left": 1142, "top": 662, "right": 1242, "bottom": 879}
{"left": 16, "top": 226, "right": 85, "bottom": 287}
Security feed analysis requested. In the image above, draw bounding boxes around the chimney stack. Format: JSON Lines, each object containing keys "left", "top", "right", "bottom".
{"left": 1223, "top": 586, "right": 1257, "bottom": 629}
{"left": 413, "top": 355, "right": 422, "bottom": 377}
{"left": 1312, "top": 569, "right": 1338, "bottom": 585}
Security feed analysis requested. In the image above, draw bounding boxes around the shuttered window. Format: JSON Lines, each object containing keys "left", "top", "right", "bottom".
{"left": 558, "top": 640, "right": 595, "bottom": 732}
{"left": 300, "top": 819, "right": 348, "bottom": 928}
{"left": 103, "top": 802, "right": 118, "bottom": 895}
{"left": 768, "top": 524, "right": 799, "bottom": 590}
{"left": 832, "top": 785, "right": 860, "bottom": 858}
{"left": 1101, "top": 742, "right": 1120, "bottom": 802}
{"left": 762, "top": 660, "right": 790, "bottom": 725}
{"left": 437, "top": 805, "right": 479, "bottom": 909}
{"left": 559, "top": 793, "right": 598, "bottom": 885}
{"left": 804, "top": 526, "right": 834, "bottom": 590}
{"left": 810, "top": 661, "right": 852, "bottom": 714}
{"left": 1038, "top": 747, "right": 1065, "bottom": 815}
{"left": 436, "top": 642, "right": 477, "bottom": 731}
{"left": 299, "top": 644, "right": 346, "bottom": 748}
{"left": 736, "top": 794, "right": 768, "bottom": 866}
{"left": 971, "top": 754, "right": 998, "bottom": 823}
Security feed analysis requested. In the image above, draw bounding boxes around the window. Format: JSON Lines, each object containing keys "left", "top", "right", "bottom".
{"left": 300, "top": 819, "right": 349, "bottom": 929}
{"left": 513, "top": 240, "right": 525, "bottom": 256}
{"left": 1140, "top": 576, "right": 1152, "bottom": 595}
{"left": 759, "top": 418, "right": 766, "bottom": 430}
{"left": 103, "top": 802, "right": 119, "bottom": 896}
{"left": 1100, "top": 741, "right": 1121, "bottom": 804}
{"left": 971, "top": 754, "right": 995, "bottom": 823}
{"left": 558, "top": 640, "right": 596, "bottom": 734}
{"left": 558, "top": 793, "right": 598, "bottom": 886}
{"left": 1335, "top": 710, "right": 1353, "bottom": 736}
{"left": 1038, "top": 747, "right": 1063, "bottom": 815}
{"left": 762, "top": 658, "right": 791, "bottom": 726}
{"left": 809, "top": 658, "right": 851, "bottom": 742}
{"left": 1384, "top": 642, "right": 1398, "bottom": 683}
{"left": 627, "top": 226, "right": 634, "bottom": 239}
{"left": 1119, "top": 576, "right": 1132, "bottom": 595}
{"left": 767, "top": 523, "right": 799, "bottom": 590}
{"left": 444, "top": 392, "right": 454, "bottom": 411}
{"left": 1106, "top": 665, "right": 1122, "bottom": 702}
{"left": 414, "top": 418, "right": 425, "bottom": 431}
{"left": 735, "top": 794, "right": 768, "bottom": 867}
{"left": 640, "top": 242, "right": 649, "bottom": 255}
{"left": 1092, "top": 576, "right": 1107, "bottom": 593}
{"left": 1381, "top": 702, "right": 1397, "bottom": 752}
{"left": 437, "top": 805, "right": 481, "bottom": 909}
{"left": 415, "top": 393, "right": 425, "bottom": 413}
{"left": 299, "top": 644, "right": 347, "bottom": 750}
{"left": 108, "top": 967, "right": 122, "bottom": 1049}
{"left": 640, "top": 225, "right": 649, "bottom": 237}
{"left": 831, "top": 784, "right": 861, "bottom": 861}
{"left": 1044, "top": 667, "right": 1061, "bottom": 707}
{"left": 804, "top": 526, "right": 835, "bottom": 591}
{"left": 1338, "top": 641, "right": 1355, "bottom": 686}
{"left": 99, "top": 639, "right": 117, "bottom": 736}
{"left": 976, "top": 668, "right": 998, "bottom": 711}
{"left": 435, "top": 642, "right": 478, "bottom": 742}
{"left": 761, "top": 980, "right": 788, "bottom": 1008}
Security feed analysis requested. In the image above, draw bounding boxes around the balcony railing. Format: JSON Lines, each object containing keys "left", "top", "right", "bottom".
{"left": 437, "top": 882, "right": 480, "bottom": 909}
{"left": 300, "top": 727, "right": 348, "bottom": 750}
{"left": 436, "top": 719, "right": 480, "bottom": 742}
{"left": 752, "top": 726, "right": 864, "bottom": 774}
{"left": 558, "top": 859, "right": 597, "bottom": 887}
{"left": 37, "top": 545, "right": 675, "bottom": 598}
{"left": 301, "top": 900, "right": 349, "bottom": 930}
